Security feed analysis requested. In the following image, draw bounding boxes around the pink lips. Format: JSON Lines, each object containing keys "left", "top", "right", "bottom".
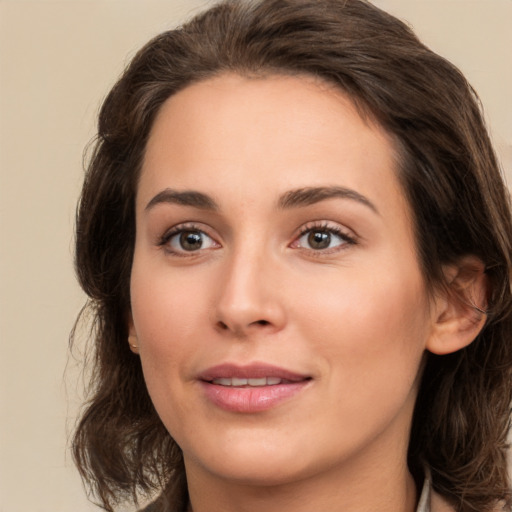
{"left": 198, "top": 363, "right": 311, "bottom": 413}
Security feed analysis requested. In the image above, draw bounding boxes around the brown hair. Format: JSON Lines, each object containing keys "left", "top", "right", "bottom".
{"left": 72, "top": 1, "right": 512, "bottom": 511}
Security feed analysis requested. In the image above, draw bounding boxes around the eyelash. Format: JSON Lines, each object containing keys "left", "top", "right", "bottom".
{"left": 158, "top": 223, "right": 218, "bottom": 257}
{"left": 293, "top": 222, "right": 357, "bottom": 254}
{"left": 157, "top": 221, "right": 357, "bottom": 257}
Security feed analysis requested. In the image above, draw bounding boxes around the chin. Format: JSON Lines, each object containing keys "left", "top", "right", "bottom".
{"left": 183, "top": 432, "right": 315, "bottom": 486}
{"left": 197, "top": 456, "right": 310, "bottom": 487}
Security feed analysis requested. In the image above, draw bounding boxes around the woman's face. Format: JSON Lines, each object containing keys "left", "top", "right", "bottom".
{"left": 130, "top": 74, "right": 436, "bottom": 488}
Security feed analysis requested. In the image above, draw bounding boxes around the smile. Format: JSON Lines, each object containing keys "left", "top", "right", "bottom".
{"left": 211, "top": 377, "right": 288, "bottom": 386}
{"left": 199, "top": 363, "right": 312, "bottom": 413}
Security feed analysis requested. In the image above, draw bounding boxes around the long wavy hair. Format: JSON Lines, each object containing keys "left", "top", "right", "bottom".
{"left": 72, "top": 1, "right": 512, "bottom": 511}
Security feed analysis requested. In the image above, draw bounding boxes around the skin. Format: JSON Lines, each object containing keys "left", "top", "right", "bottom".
{"left": 129, "top": 73, "right": 483, "bottom": 512}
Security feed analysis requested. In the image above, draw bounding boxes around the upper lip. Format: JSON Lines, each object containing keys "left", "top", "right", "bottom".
{"left": 198, "top": 363, "right": 311, "bottom": 382}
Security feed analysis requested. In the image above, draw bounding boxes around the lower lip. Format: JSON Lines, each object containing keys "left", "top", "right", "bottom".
{"left": 200, "top": 381, "right": 310, "bottom": 413}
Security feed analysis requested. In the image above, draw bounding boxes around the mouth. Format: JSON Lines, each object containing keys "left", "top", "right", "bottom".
{"left": 209, "top": 376, "right": 297, "bottom": 387}
{"left": 199, "top": 363, "right": 310, "bottom": 382}
{"left": 198, "top": 363, "right": 312, "bottom": 413}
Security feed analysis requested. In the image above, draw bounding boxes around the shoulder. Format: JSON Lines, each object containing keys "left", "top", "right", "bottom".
{"left": 430, "top": 490, "right": 455, "bottom": 512}
{"left": 137, "top": 497, "right": 187, "bottom": 512}
{"left": 138, "top": 505, "right": 156, "bottom": 512}
{"left": 138, "top": 502, "right": 162, "bottom": 512}
{"left": 430, "top": 490, "right": 505, "bottom": 512}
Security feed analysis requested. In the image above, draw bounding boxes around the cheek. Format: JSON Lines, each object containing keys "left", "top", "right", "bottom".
{"left": 129, "top": 268, "right": 208, "bottom": 434}
{"left": 129, "top": 263, "right": 211, "bottom": 389}
{"left": 131, "top": 257, "right": 210, "bottom": 340}
{"left": 297, "top": 266, "right": 429, "bottom": 398}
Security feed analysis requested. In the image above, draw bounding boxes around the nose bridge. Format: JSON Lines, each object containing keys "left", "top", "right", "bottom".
{"left": 214, "top": 234, "right": 284, "bottom": 334}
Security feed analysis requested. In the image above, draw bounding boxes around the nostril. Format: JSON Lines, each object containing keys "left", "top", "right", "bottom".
{"left": 214, "top": 318, "right": 273, "bottom": 333}
{"left": 217, "top": 321, "right": 229, "bottom": 330}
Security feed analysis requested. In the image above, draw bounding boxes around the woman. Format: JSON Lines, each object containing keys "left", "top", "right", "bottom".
{"left": 72, "top": 1, "right": 512, "bottom": 511}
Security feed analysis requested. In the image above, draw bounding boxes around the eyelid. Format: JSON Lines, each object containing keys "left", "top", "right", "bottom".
{"left": 290, "top": 221, "right": 358, "bottom": 251}
{"left": 156, "top": 220, "right": 357, "bottom": 256}
{"left": 157, "top": 222, "right": 221, "bottom": 255}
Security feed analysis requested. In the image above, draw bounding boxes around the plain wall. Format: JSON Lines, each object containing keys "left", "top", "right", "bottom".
{"left": 0, "top": 1, "right": 510, "bottom": 511}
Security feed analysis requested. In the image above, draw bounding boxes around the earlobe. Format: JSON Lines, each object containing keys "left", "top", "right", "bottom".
{"left": 127, "top": 317, "right": 140, "bottom": 355}
{"left": 128, "top": 334, "right": 139, "bottom": 354}
{"left": 426, "top": 256, "right": 488, "bottom": 356}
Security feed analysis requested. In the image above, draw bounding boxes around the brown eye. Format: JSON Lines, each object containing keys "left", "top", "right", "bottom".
{"left": 164, "top": 228, "right": 218, "bottom": 254}
{"left": 179, "top": 231, "right": 203, "bottom": 251}
{"left": 307, "top": 230, "right": 331, "bottom": 250}
{"left": 294, "top": 225, "right": 353, "bottom": 252}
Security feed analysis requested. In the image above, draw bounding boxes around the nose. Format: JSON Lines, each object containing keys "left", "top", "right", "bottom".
{"left": 213, "top": 246, "right": 286, "bottom": 337}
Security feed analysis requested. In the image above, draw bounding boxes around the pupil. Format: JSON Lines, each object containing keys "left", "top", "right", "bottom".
{"left": 180, "top": 231, "right": 202, "bottom": 251}
{"left": 308, "top": 230, "right": 330, "bottom": 249}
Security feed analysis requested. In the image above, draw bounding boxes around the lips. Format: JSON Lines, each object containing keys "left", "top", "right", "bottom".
{"left": 199, "top": 363, "right": 309, "bottom": 382}
{"left": 198, "top": 363, "right": 312, "bottom": 413}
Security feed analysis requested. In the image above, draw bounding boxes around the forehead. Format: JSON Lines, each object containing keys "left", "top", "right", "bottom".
{"left": 139, "top": 73, "right": 408, "bottom": 220}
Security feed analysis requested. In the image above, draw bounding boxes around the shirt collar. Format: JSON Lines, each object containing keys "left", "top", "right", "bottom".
{"left": 416, "top": 471, "right": 431, "bottom": 512}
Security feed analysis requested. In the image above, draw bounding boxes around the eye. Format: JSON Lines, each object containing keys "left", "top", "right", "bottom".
{"left": 160, "top": 226, "right": 219, "bottom": 255}
{"left": 293, "top": 224, "right": 356, "bottom": 252}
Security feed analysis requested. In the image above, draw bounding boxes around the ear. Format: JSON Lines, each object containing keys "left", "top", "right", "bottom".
{"left": 127, "top": 315, "right": 139, "bottom": 355}
{"left": 426, "top": 256, "right": 488, "bottom": 355}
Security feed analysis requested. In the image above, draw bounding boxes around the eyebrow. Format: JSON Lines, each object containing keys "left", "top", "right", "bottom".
{"left": 145, "top": 189, "right": 219, "bottom": 211}
{"left": 278, "top": 186, "right": 378, "bottom": 214}
{"left": 145, "top": 185, "right": 378, "bottom": 214}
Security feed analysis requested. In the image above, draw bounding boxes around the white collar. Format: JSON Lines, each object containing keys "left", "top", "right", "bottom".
{"left": 416, "top": 472, "right": 431, "bottom": 512}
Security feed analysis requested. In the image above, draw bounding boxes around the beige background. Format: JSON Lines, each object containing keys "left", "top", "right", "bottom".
{"left": 0, "top": 1, "right": 510, "bottom": 511}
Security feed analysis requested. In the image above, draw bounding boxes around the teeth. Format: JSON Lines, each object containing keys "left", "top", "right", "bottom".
{"left": 248, "top": 378, "right": 267, "bottom": 386}
{"left": 211, "top": 377, "right": 284, "bottom": 387}
{"left": 214, "top": 378, "right": 232, "bottom": 386}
